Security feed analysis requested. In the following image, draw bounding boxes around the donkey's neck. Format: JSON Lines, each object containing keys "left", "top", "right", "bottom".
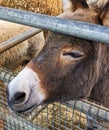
{"left": 89, "top": 44, "right": 109, "bottom": 108}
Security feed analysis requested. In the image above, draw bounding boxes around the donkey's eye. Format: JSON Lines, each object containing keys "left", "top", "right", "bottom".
{"left": 63, "top": 52, "right": 83, "bottom": 58}
{"left": 61, "top": 48, "right": 85, "bottom": 62}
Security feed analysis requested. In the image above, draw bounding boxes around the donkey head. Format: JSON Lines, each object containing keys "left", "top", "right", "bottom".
{"left": 7, "top": 0, "right": 109, "bottom": 112}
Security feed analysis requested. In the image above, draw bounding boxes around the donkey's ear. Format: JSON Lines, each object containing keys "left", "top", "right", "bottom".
{"left": 62, "top": 0, "right": 89, "bottom": 13}
{"left": 100, "top": 2, "right": 109, "bottom": 26}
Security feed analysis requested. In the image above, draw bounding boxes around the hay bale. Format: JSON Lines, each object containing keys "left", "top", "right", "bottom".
{"left": 0, "top": 20, "right": 45, "bottom": 70}
{"left": 0, "top": 0, "right": 62, "bottom": 16}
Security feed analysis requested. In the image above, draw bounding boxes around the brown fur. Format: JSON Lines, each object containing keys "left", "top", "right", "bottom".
{"left": 71, "top": 0, "right": 89, "bottom": 11}
{"left": 88, "top": 0, "right": 109, "bottom": 26}
{"left": 27, "top": 0, "right": 109, "bottom": 108}
{"left": 7, "top": 0, "right": 109, "bottom": 113}
{"left": 100, "top": 1, "right": 109, "bottom": 26}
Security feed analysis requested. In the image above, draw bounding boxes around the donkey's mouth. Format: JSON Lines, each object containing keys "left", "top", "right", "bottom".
{"left": 7, "top": 92, "right": 46, "bottom": 113}
{"left": 8, "top": 100, "right": 41, "bottom": 113}
{"left": 13, "top": 104, "right": 37, "bottom": 113}
{"left": 7, "top": 90, "right": 45, "bottom": 113}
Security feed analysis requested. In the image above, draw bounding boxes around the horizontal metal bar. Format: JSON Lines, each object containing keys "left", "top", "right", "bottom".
{"left": 0, "top": 28, "right": 42, "bottom": 54}
{"left": 0, "top": 67, "right": 109, "bottom": 122}
{"left": 63, "top": 100, "right": 109, "bottom": 122}
{"left": 0, "top": 67, "right": 16, "bottom": 83}
{"left": 0, "top": 6, "right": 109, "bottom": 44}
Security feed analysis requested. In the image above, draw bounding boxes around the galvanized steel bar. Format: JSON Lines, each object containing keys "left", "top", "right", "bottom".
{"left": 0, "top": 67, "right": 16, "bottom": 83}
{"left": 64, "top": 100, "right": 109, "bottom": 122}
{"left": 0, "top": 28, "right": 42, "bottom": 54}
{"left": 0, "top": 6, "right": 109, "bottom": 44}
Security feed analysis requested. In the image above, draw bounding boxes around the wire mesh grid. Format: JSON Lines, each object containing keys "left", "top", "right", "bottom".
{"left": 0, "top": 67, "right": 109, "bottom": 130}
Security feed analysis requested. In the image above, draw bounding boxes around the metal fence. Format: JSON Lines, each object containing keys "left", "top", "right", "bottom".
{"left": 0, "top": 6, "right": 109, "bottom": 44}
{"left": 0, "top": 5, "right": 109, "bottom": 130}
{"left": 0, "top": 67, "right": 109, "bottom": 130}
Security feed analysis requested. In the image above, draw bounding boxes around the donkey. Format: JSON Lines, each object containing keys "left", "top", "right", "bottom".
{"left": 7, "top": 0, "right": 109, "bottom": 120}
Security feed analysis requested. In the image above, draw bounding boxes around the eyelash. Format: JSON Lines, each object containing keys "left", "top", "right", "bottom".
{"left": 63, "top": 52, "right": 83, "bottom": 58}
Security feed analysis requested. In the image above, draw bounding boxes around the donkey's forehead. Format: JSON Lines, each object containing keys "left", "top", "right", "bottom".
{"left": 46, "top": 31, "right": 95, "bottom": 53}
{"left": 45, "top": 8, "right": 100, "bottom": 52}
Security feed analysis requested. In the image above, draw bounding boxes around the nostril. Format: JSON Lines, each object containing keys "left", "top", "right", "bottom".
{"left": 14, "top": 92, "right": 26, "bottom": 104}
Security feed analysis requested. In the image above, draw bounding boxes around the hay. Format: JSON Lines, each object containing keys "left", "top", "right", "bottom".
{"left": 0, "top": 0, "right": 62, "bottom": 16}
{"left": 33, "top": 103, "right": 87, "bottom": 130}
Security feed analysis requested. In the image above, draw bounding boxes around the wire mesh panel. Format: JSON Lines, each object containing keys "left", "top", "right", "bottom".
{"left": 0, "top": 67, "right": 109, "bottom": 130}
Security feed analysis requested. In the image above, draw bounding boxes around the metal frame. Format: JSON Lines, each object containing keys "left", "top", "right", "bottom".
{"left": 0, "top": 28, "right": 42, "bottom": 54}
{"left": 0, "top": 6, "right": 109, "bottom": 44}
